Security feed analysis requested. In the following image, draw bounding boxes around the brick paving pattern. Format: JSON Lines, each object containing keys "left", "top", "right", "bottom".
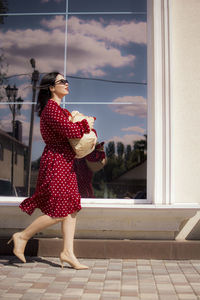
{"left": 0, "top": 257, "right": 200, "bottom": 299}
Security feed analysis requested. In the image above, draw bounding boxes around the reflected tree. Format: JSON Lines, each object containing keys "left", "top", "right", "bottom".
{"left": 106, "top": 141, "right": 115, "bottom": 158}
{"left": 93, "top": 136, "right": 147, "bottom": 198}
{"left": 124, "top": 144, "right": 132, "bottom": 169}
{"left": 133, "top": 134, "right": 147, "bottom": 163}
{"left": 117, "top": 142, "right": 124, "bottom": 158}
{"left": 125, "top": 144, "right": 132, "bottom": 160}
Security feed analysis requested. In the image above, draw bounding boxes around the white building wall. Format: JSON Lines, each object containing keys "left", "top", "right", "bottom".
{"left": 171, "top": 0, "right": 200, "bottom": 203}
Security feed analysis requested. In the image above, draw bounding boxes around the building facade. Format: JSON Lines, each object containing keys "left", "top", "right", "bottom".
{"left": 0, "top": 0, "right": 200, "bottom": 240}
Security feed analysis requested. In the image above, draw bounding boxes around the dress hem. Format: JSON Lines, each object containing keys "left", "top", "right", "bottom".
{"left": 19, "top": 205, "right": 82, "bottom": 219}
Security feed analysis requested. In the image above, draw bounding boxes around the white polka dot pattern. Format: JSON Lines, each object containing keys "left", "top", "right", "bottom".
{"left": 19, "top": 99, "right": 91, "bottom": 218}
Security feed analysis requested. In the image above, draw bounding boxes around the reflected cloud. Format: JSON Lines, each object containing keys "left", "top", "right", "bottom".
{"left": 1, "top": 112, "right": 27, "bottom": 128}
{"left": 0, "top": 88, "right": 7, "bottom": 106}
{"left": 121, "top": 126, "right": 146, "bottom": 134}
{"left": 41, "top": 15, "right": 65, "bottom": 30}
{"left": 21, "top": 104, "right": 33, "bottom": 111}
{"left": 0, "top": 28, "right": 65, "bottom": 76}
{"left": 0, "top": 15, "right": 145, "bottom": 77}
{"left": 14, "top": 120, "right": 41, "bottom": 143}
{"left": 107, "top": 133, "right": 145, "bottom": 146}
{"left": 68, "top": 16, "right": 146, "bottom": 45}
{"left": 0, "top": 118, "right": 12, "bottom": 132}
{"left": 43, "top": 15, "right": 137, "bottom": 76}
{"left": 16, "top": 115, "right": 27, "bottom": 122}
{"left": 110, "top": 96, "right": 147, "bottom": 117}
{"left": 43, "top": 16, "right": 146, "bottom": 45}
{"left": 17, "top": 83, "right": 32, "bottom": 100}
{"left": 0, "top": 112, "right": 41, "bottom": 143}
{"left": 0, "top": 104, "right": 7, "bottom": 109}
{"left": 32, "top": 121, "right": 42, "bottom": 142}
{"left": 67, "top": 34, "right": 135, "bottom": 76}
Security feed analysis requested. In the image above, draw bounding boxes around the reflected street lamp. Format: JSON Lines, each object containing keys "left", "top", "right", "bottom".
{"left": 5, "top": 84, "right": 23, "bottom": 194}
{"left": 26, "top": 58, "right": 39, "bottom": 196}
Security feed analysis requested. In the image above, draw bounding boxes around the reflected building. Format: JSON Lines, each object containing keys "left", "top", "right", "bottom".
{"left": 0, "top": 126, "right": 28, "bottom": 195}
{"left": 107, "top": 160, "right": 147, "bottom": 199}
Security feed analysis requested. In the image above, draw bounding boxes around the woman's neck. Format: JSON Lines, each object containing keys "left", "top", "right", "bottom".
{"left": 51, "top": 95, "right": 62, "bottom": 106}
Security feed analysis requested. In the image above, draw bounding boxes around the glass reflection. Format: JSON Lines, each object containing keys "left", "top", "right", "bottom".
{"left": 0, "top": 96, "right": 147, "bottom": 198}
{"left": 0, "top": 0, "right": 147, "bottom": 200}
{"left": 0, "top": 15, "right": 65, "bottom": 77}
{"left": 68, "top": 0, "right": 147, "bottom": 13}
{"left": 0, "top": 101, "right": 29, "bottom": 196}
{"left": 66, "top": 14, "right": 147, "bottom": 83}
{"left": 102, "top": 138, "right": 147, "bottom": 199}
{"left": 0, "top": 13, "right": 65, "bottom": 197}
{"left": 0, "top": 0, "right": 66, "bottom": 14}
{"left": 74, "top": 141, "right": 106, "bottom": 198}
{"left": 60, "top": 103, "right": 147, "bottom": 199}
{"left": 0, "top": 98, "right": 44, "bottom": 197}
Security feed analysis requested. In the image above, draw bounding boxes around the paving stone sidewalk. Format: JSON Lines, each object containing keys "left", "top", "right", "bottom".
{"left": 0, "top": 256, "right": 200, "bottom": 300}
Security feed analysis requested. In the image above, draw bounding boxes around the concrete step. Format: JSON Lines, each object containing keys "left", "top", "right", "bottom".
{"left": 1, "top": 238, "right": 200, "bottom": 260}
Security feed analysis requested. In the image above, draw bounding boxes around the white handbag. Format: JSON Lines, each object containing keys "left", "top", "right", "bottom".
{"left": 86, "top": 158, "right": 106, "bottom": 172}
{"left": 69, "top": 111, "right": 97, "bottom": 158}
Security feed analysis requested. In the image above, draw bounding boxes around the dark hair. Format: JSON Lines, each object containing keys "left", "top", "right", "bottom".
{"left": 37, "top": 71, "right": 60, "bottom": 116}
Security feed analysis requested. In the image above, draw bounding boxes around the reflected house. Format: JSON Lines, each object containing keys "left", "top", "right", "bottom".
{"left": 0, "top": 125, "right": 28, "bottom": 193}
{"left": 30, "top": 159, "right": 40, "bottom": 196}
{"left": 107, "top": 160, "right": 147, "bottom": 199}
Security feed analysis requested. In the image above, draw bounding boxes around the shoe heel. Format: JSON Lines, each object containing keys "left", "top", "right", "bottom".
{"left": 7, "top": 237, "right": 13, "bottom": 245}
{"left": 60, "top": 258, "right": 64, "bottom": 269}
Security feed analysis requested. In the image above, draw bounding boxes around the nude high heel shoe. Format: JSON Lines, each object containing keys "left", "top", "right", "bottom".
{"left": 60, "top": 252, "right": 89, "bottom": 270}
{"left": 7, "top": 232, "right": 27, "bottom": 263}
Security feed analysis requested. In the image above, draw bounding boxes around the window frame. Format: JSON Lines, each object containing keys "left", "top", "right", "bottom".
{"left": 0, "top": 143, "right": 3, "bottom": 161}
{"left": 147, "top": 0, "right": 173, "bottom": 205}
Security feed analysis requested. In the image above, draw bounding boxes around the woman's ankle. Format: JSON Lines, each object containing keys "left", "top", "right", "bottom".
{"left": 18, "top": 231, "right": 29, "bottom": 241}
{"left": 61, "top": 250, "right": 76, "bottom": 258}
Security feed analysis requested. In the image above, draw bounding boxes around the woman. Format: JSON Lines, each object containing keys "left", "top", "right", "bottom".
{"left": 8, "top": 72, "right": 94, "bottom": 270}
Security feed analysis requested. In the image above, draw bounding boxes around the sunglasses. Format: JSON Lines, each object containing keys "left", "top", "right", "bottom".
{"left": 55, "top": 79, "right": 69, "bottom": 85}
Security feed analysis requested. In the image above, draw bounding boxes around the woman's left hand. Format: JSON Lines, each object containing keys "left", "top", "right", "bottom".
{"left": 87, "top": 117, "right": 95, "bottom": 129}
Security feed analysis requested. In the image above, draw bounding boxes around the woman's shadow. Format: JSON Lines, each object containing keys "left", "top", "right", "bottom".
{"left": 0, "top": 256, "right": 61, "bottom": 268}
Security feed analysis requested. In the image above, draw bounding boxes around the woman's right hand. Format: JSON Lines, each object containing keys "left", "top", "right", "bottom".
{"left": 87, "top": 117, "right": 95, "bottom": 129}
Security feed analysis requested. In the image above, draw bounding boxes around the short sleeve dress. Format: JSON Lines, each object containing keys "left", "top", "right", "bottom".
{"left": 19, "top": 99, "right": 90, "bottom": 218}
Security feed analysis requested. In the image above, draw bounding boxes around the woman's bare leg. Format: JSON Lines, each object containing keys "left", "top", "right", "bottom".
{"left": 60, "top": 212, "right": 88, "bottom": 269}
{"left": 8, "top": 214, "right": 63, "bottom": 263}
{"left": 20, "top": 214, "right": 63, "bottom": 240}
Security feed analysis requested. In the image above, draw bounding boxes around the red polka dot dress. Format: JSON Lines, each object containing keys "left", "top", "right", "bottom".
{"left": 19, "top": 99, "right": 90, "bottom": 218}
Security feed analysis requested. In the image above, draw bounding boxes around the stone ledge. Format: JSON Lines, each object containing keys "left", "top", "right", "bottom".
{"left": 0, "top": 203, "right": 199, "bottom": 240}
{"left": 1, "top": 238, "right": 200, "bottom": 260}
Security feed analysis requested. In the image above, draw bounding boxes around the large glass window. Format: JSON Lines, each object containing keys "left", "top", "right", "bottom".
{"left": 0, "top": 0, "right": 147, "bottom": 200}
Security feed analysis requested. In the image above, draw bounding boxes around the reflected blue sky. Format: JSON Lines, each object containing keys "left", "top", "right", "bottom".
{"left": 1, "top": 0, "right": 146, "bottom": 13}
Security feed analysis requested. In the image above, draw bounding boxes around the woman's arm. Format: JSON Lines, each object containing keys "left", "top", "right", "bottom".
{"left": 43, "top": 101, "right": 91, "bottom": 139}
